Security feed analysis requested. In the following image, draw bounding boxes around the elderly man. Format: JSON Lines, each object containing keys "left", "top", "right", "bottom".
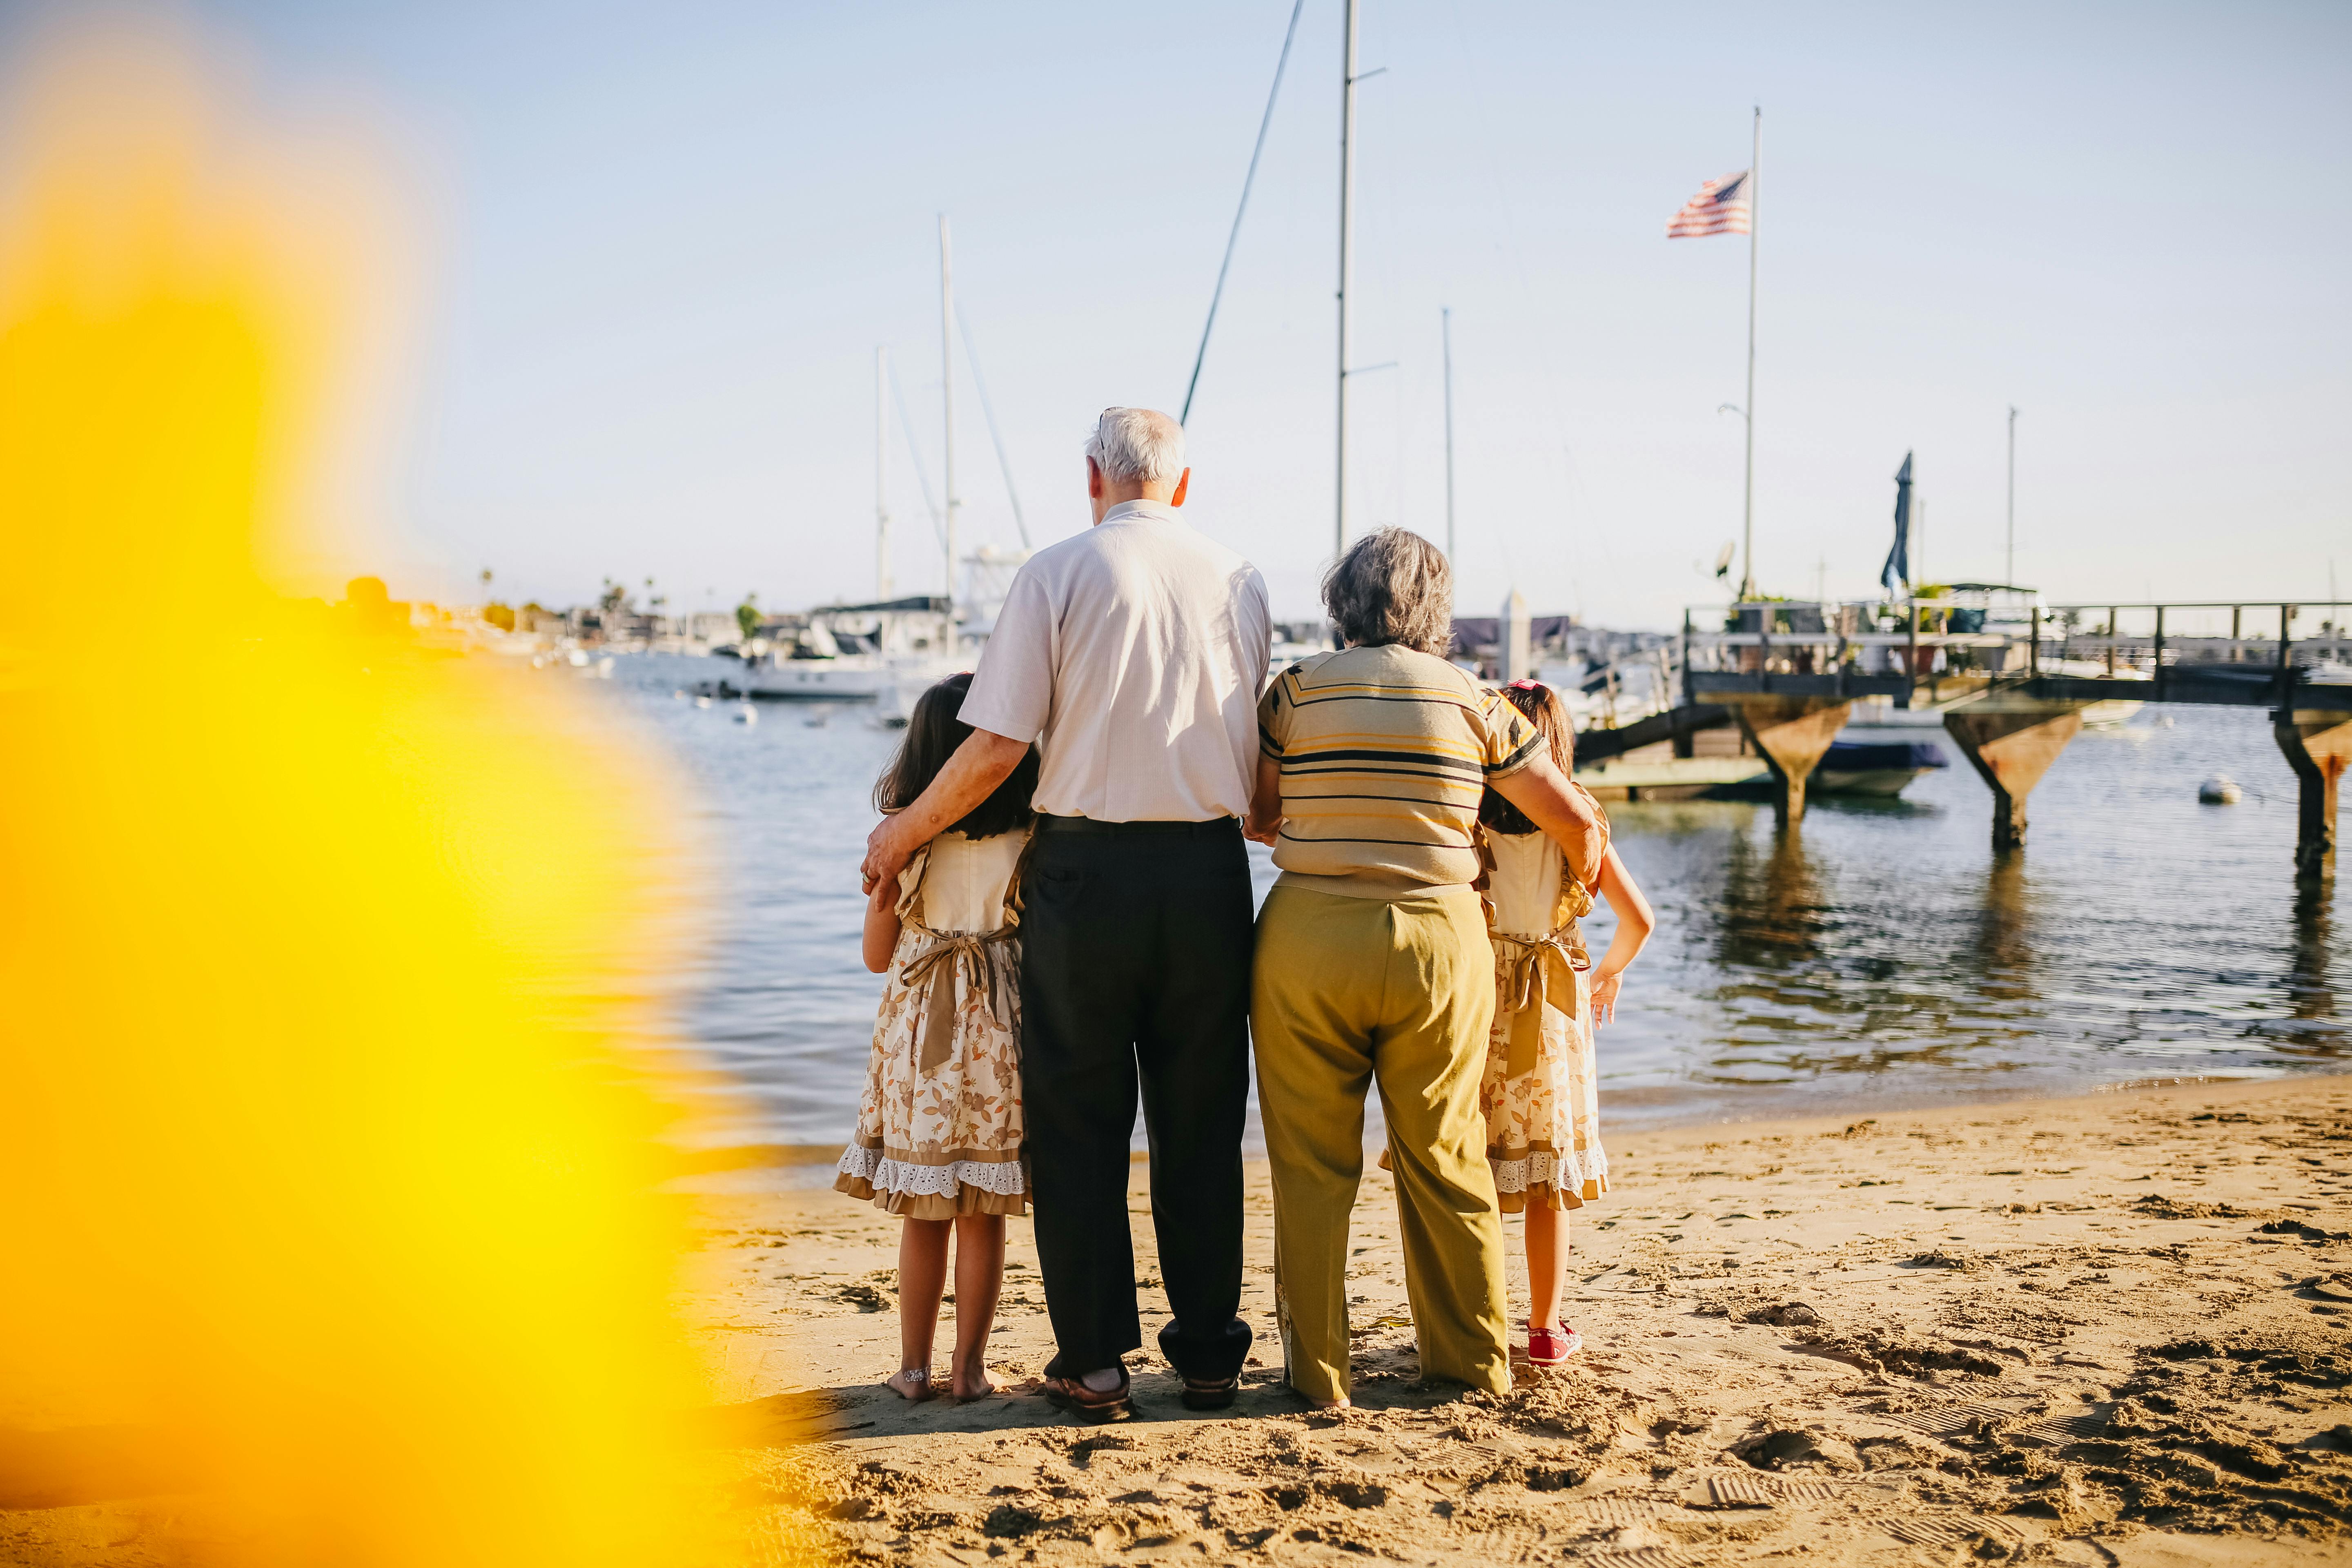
{"left": 861, "top": 407, "right": 1268, "bottom": 1421}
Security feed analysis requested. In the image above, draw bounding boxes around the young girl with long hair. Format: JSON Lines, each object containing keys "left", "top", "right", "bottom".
{"left": 834, "top": 672, "right": 1040, "bottom": 1401}
{"left": 1477, "top": 679, "right": 1652, "bottom": 1365}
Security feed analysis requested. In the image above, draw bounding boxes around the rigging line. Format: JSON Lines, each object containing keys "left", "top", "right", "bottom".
{"left": 953, "top": 303, "right": 1030, "bottom": 550}
{"left": 1179, "top": 0, "right": 1307, "bottom": 427}
{"left": 886, "top": 361, "right": 948, "bottom": 550}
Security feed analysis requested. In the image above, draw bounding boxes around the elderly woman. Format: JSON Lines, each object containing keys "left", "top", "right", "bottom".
{"left": 1244, "top": 529, "right": 1608, "bottom": 1408}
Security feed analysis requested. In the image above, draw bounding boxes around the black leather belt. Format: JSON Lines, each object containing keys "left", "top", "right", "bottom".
{"left": 1033, "top": 813, "right": 1240, "bottom": 837}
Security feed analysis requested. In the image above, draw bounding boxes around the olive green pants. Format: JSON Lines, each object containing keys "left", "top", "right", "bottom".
{"left": 1250, "top": 884, "right": 1510, "bottom": 1404}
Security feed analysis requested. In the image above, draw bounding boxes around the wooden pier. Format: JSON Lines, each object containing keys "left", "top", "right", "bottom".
{"left": 1668, "top": 596, "right": 2352, "bottom": 877}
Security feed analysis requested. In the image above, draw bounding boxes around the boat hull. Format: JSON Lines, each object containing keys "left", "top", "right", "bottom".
{"left": 1814, "top": 767, "right": 1928, "bottom": 797}
{"left": 698, "top": 656, "right": 954, "bottom": 704}
{"left": 733, "top": 663, "right": 892, "bottom": 700}
{"left": 1574, "top": 739, "right": 1946, "bottom": 802}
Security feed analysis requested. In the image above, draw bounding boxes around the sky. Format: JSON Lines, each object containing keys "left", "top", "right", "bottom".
{"left": 13, "top": 0, "right": 2350, "bottom": 627}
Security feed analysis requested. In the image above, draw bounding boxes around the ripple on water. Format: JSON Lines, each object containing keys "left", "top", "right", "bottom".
{"left": 587, "top": 655, "right": 2349, "bottom": 1152}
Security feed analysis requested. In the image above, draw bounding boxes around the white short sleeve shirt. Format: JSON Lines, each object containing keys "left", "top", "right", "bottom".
{"left": 958, "top": 500, "right": 1271, "bottom": 822}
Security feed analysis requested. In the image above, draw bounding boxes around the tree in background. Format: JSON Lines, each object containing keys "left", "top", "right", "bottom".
{"left": 734, "top": 594, "right": 759, "bottom": 646}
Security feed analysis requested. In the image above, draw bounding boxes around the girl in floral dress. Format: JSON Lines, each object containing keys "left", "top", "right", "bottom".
{"left": 835, "top": 673, "right": 1039, "bottom": 1401}
{"left": 1477, "top": 679, "right": 1653, "bottom": 1366}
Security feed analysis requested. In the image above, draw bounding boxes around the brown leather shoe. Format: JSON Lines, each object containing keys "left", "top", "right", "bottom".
{"left": 1040, "top": 1364, "right": 1131, "bottom": 1423}
{"left": 1179, "top": 1375, "right": 1236, "bottom": 1411}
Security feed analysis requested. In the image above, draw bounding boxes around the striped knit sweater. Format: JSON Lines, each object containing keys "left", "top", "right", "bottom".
{"left": 1257, "top": 644, "right": 1541, "bottom": 899}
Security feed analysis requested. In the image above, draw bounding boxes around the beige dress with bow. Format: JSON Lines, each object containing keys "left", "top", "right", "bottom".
{"left": 834, "top": 828, "right": 1029, "bottom": 1218}
{"left": 1478, "top": 825, "right": 1609, "bottom": 1214}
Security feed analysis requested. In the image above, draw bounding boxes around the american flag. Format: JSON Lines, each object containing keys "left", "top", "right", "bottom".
{"left": 1666, "top": 169, "right": 1752, "bottom": 238}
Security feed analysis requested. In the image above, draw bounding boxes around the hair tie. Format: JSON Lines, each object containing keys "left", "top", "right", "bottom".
{"left": 1506, "top": 678, "right": 1544, "bottom": 693}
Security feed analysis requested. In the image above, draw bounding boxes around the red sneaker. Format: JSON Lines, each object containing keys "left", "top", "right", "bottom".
{"left": 1526, "top": 1324, "right": 1584, "bottom": 1367}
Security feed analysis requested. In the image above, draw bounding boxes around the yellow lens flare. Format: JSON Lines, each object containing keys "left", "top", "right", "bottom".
{"left": 0, "top": 27, "right": 797, "bottom": 1567}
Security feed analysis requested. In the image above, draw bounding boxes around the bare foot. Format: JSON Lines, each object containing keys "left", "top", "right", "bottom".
{"left": 881, "top": 1367, "right": 934, "bottom": 1401}
{"left": 949, "top": 1366, "right": 1001, "bottom": 1401}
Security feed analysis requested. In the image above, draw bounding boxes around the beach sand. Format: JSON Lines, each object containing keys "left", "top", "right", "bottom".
{"left": 696, "top": 1074, "right": 2352, "bottom": 1567}
{"left": 6, "top": 1075, "right": 2346, "bottom": 1566}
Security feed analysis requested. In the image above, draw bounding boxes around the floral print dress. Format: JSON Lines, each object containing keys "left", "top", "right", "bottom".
{"left": 834, "top": 828, "right": 1029, "bottom": 1218}
{"left": 1478, "top": 821, "right": 1609, "bottom": 1214}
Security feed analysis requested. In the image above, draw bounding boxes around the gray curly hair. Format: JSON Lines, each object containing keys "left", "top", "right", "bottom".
{"left": 1084, "top": 407, "right": 1185, "bottom": 486}
{"left": 1322, "top": 528, "right": 1455, "bottom": 656}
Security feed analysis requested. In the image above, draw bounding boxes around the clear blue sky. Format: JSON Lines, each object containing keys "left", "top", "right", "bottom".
{"left": 26, "top": 0, "right": 2352, "bottom": 625}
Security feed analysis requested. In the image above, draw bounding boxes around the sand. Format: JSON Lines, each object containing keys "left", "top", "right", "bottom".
{"left": 695, "top": 1074, "right": 2352, "bottom": 1567}
{"left": 6, "top": 1075, "right": 2345, "bottom": 1566}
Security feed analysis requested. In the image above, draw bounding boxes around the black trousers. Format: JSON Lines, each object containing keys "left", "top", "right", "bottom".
{"left": 1019, "top": 814, "right": 1255, "bottom": 1382}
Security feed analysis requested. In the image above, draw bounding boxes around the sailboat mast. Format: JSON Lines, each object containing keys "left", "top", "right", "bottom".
{"left": 1442, "top": 305, "right": 1456, "bottom": 564}
{"left": 876, "top": 345, "right": 893, "bottom": 600}
{"left": 1334, "top": 0, "right": 1359, "bottom": 558}
{"left": 939, "top": 215, "right": 958, "bottom": 626}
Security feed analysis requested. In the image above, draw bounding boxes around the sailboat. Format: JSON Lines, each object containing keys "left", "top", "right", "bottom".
{"left": 721, "top": 219, "right": 1027, "bottom": 714}
{"left": 728, "top": 595, "right": 956, "bottom": 705}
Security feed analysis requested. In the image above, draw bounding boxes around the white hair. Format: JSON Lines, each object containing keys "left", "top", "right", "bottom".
{"left": 1084, "top": 406, "right": 1186, "bottom": 485}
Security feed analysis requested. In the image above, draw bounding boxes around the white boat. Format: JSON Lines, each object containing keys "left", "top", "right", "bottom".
{"left": 730, "top": 661, "right": 903, "bottom": 701}
{"left": 1838, "top": 695, "right": 1960, "bottom": 733}
{"left": 723, "top": 597, "right": 956, "bottom": 704}
{"left": 1841, "top": 689, "right": 2144, "bottom": 737}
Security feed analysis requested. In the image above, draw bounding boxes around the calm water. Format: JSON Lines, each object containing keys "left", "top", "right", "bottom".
{"left": 593, "top": 653, "right": 2348, "bottom": 1154}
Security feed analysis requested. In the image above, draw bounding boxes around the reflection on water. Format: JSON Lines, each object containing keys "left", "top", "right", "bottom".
{"left": 592, "top": 655, "right": 2349, "bottom": 1146}
{"left": 1677, "top": 814, "right": 2042, "bottom": 1092}
{"left": 1591, "top": 707, "right": 2349, "bottom": 1125}
{"left": 2285, "top": 879, "right": 2336, "bottom": 1031}
{"left": 1973, "top": 853, "right": 2033, "bottom": 996}
{"left": 1716, "top": 822, "right": 1828, "bottom": 970}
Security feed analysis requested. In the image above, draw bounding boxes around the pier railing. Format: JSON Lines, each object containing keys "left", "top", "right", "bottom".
{"left": 1679, "top": 595, "right": 2351, "bottom": 705}
{"left": 2034, "top": 600, "right": 2350, "bottom": 668}
{"left": 1672, "top": 595, "right": 2352, "bottom": 875}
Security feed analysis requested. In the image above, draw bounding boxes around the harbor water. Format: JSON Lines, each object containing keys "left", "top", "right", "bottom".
{"left": 597, "top": 654, "right": 2349, "bottom": 1164}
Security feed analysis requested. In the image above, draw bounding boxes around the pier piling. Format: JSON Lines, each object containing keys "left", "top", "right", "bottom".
{"left": 1679, "top": 596, "right": 2351, "bottom": 863}
{"left": 1722, "top": 695, "right": 1851, "bottom": 822}
{"left": 2274, "top": 707, "right": 2352, "bottom": 880}
{"left": 1942, "top": 702, "right": 2085, "bottom": 851}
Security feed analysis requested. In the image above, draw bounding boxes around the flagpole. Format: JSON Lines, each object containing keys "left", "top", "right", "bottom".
{"left": 1740, "top": 105, "right": 1760, "bottom": 601}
